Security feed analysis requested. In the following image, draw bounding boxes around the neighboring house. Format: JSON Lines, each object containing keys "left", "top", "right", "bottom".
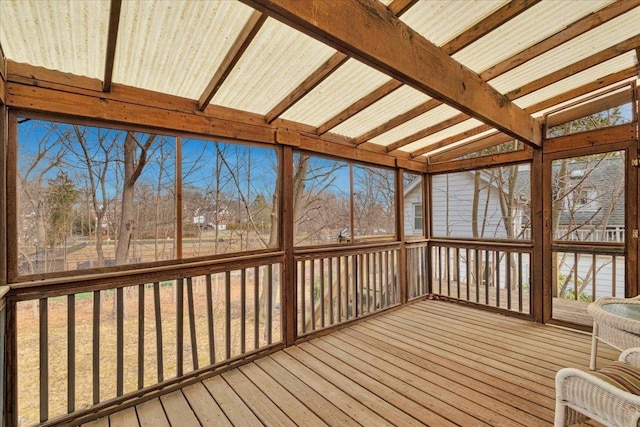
{"left": 553, "top": 158, "right": 625, "bottom": 243}
{"left": 403, "top": 157, "right": 625, "bottom": 243}
{"left": 193, "top": 207, "right": 229, "bottom": 231}
{"left": 411, "top": 168, "right": 530, "bottom": 239}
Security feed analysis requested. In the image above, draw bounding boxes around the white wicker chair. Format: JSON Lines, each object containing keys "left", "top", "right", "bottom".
{"left": 589, "top": 296, "right": 640, "bottom": 370}
{"left": 555, "top": 347, "right": 640, "bottom": 427}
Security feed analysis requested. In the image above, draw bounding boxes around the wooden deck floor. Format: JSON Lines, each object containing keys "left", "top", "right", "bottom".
{"left": 82, "top": 300, "right": 619, "bottom": 427}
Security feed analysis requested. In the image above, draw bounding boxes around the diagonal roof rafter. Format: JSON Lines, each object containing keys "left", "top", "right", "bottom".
{"left": 102, "top": 0, "right": 122, "bottom": 92}
{"left": 265, "top": 0, "right": 414, "bottom": 129}
{"left": 198, "top": 10, "right": 267, "bottom": 111}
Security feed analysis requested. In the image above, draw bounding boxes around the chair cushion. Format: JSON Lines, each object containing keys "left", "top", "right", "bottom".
{"left": 592, "top": 361, "right": 640, "bottom": 394}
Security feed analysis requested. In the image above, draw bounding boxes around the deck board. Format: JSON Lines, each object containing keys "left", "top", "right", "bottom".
{"left": 135, "top": 398, "right": 169, "bottom": 427}
{"left": 99, "top": 300, "right": 618, "bottom": 427}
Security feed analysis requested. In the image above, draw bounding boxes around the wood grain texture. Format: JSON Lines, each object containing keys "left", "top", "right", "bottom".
{"left": 87, "top": 300, "right": 616, "bottom": 427}
{"left": 241, "top": 0, "right": 541, "bottom": 146}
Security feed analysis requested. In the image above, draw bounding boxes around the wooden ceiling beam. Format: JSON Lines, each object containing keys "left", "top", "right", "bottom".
{"left": 198, "top": 11, "right": 266, "bottom": 111}
{"left": 481, "top": 0, "right": 640, "bottom": 81}
{"left": 317, "top": 79, "right": 403, "bottom": 135}
{"left": 505, "top": 34, "right": 640, "bottom": 101}
{"left": 102, "top": 0, "right": 122, "bottom": 92}
{"left": 265, "top": 52, "right": 348, "bottom": 123}
{"left": 442, "top": 0, "right": 541, "bottom": 55}
{"left": 386, "top": 113, "right": 469, "bottom": 152}
{"left": 241, "top": 0, "right": 541, "bottom": 146}
{"left": 319, "top": 0, "right": 534, "bottom": 138}
{"left": 355, "top": 1, "right": 637, "bottom": 148}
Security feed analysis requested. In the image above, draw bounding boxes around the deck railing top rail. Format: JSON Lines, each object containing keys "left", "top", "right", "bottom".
{"left": 7, "top": 252, "right": 285, "bottom": 300}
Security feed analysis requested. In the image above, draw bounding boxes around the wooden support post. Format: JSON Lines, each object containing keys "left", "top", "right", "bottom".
{"left": 397, "top": 168, "right": 407, "bottom": 305}
{"left": 281, "top": 146, "right": 296, "bottom": 346}
{"left": 532, "top": 147, "right": 545, "bottom": 322}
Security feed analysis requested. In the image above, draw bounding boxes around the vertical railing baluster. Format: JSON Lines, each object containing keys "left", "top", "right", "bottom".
{"left": 320, "top": 258, "right": 325, "bottom": 328}
{"left": 67, "top": 294, "right": 75, "bottom": 413}
{"left": 267, "top": 264, "right": 273, "bottom": 345}
{"left": 465, "top": 248, "right": 470, "bottom": 301}
{"left": 116, "top": 287, "right": 124, "bottom": 396}
{"left": 372, "top": 252, "right": 378, "bottom": 309}
{"left": 353, "top": 254, "right": 358, "bottom": 317}
{"left": 358, "top": 253, "right": 363, "bottom": 316}
{"left": 366, "top": 253, "right": 371, "bottom": 313}
{"left": 39, "top": 298, "right": 48, "bottom": 423}
{"left": 506, "top": 252, "right": 512, "bottom": 310}
{"left": 338, "top": 256, "right": 343, "bottom": 322}
{"left": 475, "top": 249, "right": 480, "bottom": 303}
{"left": 225, "top": 271, "right": 231, "bottom": 359}
{"left": 310, "top": 259, "right": 316, "bottom": 330}
{"left": 254, "top": 267, "right": 260, "bottom": 350}
{"left": 92, "top": 291, "right": 100, "bottom": 404}
{"left": 447, "top": 247, "right": 452, "bottom": 296}
{"left": 328, "top": 257, "right": 334, "bottom": 325}
{"left": 177, "top": 279, "right": 184, "bottom": 376}
{"left": 455, "top": 248, "right": 460, "bottom": 300}
{"left": 378, "top": 251, "right": 384, "bottom": 305}
{"left": 485, "top": 250, "right": 490, "bottom": 305}
{"left": 153, "top": 283, "right": 164, "bottom": 382}
{"left": 300, "top": 260, "right": 306, "bottom": 333}
{"left": 206, "top": 275, "right": 215, "bottom": 364}
{"left": 391, "top": 250, "right": 397, "bottom": 304}
{"left": 241, "top": 269, "right": 246, "bottom": 354}
{"left": 138, "top": 284, "right": 145, "bottom": 390}
{"left": 495, "top": 251, "right": 500, "bottom": 308}
{"left": 591, "top": 254, "right": 597, "bottom": 301}
{"left": 438, "top": 246, "right": 443, "bottom": 294}
{"left": 573, "top": 252, "right": 579, "bottom": 300}
{"left": 383, "top": 251, "right": 388, "bottom": 307}
{"left": 612, "top": 256, "right": 617, "bottom": 297}
{"left": 186, "top": 277, "right": 198, "bottom": 370}
{"left": 518, "top": 253, "right": 523, "bottom": 313}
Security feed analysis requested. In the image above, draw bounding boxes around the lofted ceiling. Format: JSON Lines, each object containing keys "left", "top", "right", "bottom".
{"left": 1, "top": 0, "right": 639, "bottom": 163}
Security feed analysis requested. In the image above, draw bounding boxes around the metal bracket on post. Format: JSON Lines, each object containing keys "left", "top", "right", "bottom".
{"left": 632, "top": 158, "right": 639, "bottom": 167}
{"left": 633, "top": 229, "right": 639, "bottom": 239}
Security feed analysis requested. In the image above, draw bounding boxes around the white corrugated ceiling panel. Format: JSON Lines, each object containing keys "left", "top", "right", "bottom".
{"left": 0, "top": 0, "right": 109, "bottom": 79}
{"left": 401, "top": 0, "right": 509, "bottom": 47}
{"left": 370, "top": 104, "right": 462, "bottom": 147}
{"left": 397, "top": 118, "right": 484, "bottom": 154}
{"left": 212, "top": 18, "right": 337, "bottom": 115}
{"left": 489, "top": 6, "right": 640, "bottom": 94}
{"left": 513, "top": 52, "right": 638, "bottom": 110}
{"left": 114, "top": 1, "right": 255, "bottom": 99}
{"left": 531, "top": 76, "right": 639, "bottom": 118}
{"left": 280, "top": 59, "right": 392, "bottom": 127}
{"left": 423, "top": 129, "right": 498, "bottom": 158}
{"left": 453, "top": 0, "right": 615, "bottom": 73}
{"left": 331, "top": 86, "right": 431, "bottom": 139}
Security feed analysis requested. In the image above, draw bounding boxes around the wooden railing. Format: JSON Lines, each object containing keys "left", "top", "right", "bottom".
{"left": 407, "top": 241, "right": 429, "bottom": 300}
{"left": 430, "top": 240, "right": 532, "bottom": 314}
{"left": 6, "top": 253, "right": 283, "bottom": 426}
{"left": 551, "top": 243, "right": 625, "bottom": 302}
{"left": 295, "top": 243, "right": 400, "bottom": 337}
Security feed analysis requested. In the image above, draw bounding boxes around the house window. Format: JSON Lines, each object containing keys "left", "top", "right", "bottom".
{"left": 414, "top": 204, "right": 423, "bottom": 231}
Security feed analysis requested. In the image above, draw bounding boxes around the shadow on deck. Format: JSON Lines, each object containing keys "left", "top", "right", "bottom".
{"left": 83, "top": 300, "right": 617, "bottom": 427}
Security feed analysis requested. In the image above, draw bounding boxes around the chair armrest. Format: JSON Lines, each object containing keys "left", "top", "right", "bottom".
{"left": 620, "top": 348, "right": 640, "bottom": 368}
